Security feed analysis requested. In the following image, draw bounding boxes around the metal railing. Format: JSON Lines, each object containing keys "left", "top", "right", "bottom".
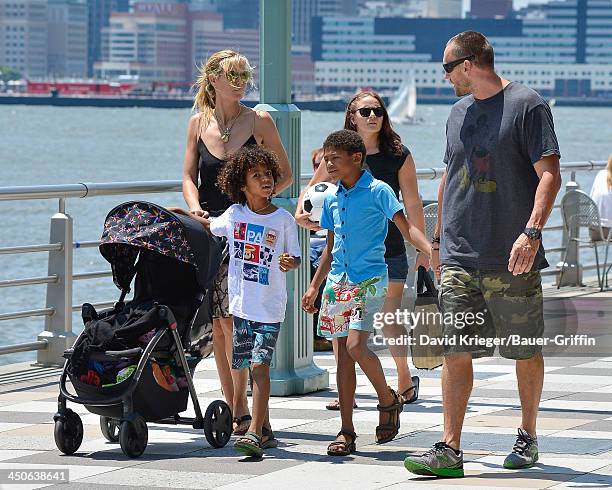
{"left": 0, "top": 160, "right": 606, "bottom": 365}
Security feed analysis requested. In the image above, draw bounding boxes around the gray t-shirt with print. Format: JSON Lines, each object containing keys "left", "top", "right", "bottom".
{"left": 440, "top": 82, "right": 560, "bottom": 271}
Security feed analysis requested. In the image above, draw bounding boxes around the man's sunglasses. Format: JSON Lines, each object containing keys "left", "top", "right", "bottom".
{"left": 225, "top": 70, "right": 252, "bottom": 85}
{"left": 354, "top": 107, "right": 385, "bottom": 118}
{"left": 442, "top": 55, "right": 475, "bottom": 74}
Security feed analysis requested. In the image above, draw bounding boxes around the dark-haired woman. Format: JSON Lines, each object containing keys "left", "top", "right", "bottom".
{"left": 296, "top": 91, "right": 428, "bottom": 411}
{"left": 182, "top": 49, "right": 292, "bottom": 437}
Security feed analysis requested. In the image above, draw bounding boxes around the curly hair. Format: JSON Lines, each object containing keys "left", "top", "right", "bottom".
{"left": 344, "top": 91, "right": 403, "bottom": 157}
{"left": 217, "top": 145, "right": 280, "bottom": 204}
{"left": 322, "top": 129, "right": 366, "bottom": 166}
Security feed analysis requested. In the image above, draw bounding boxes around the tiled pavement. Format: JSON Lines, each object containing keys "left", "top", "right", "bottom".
{"left": 0, "top": 284, "right": 611, "bottom": 489}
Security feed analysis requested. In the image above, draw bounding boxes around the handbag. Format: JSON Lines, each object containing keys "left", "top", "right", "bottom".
{"left": 410, "top": 266, "right": 444, "bottom": 370}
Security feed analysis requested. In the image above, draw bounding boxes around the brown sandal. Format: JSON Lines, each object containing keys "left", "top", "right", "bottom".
{"left": 375, "top": 387, "right": 402, "bottom": 444}
{"left": 325, "top": 399, "right": 358, "bottom": 411}
{"left": 327, "top": 429, "right": 357, "bottom": 456}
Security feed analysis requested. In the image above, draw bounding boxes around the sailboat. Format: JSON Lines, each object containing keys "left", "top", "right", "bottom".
{"left": 387, "top": 74, "right": 418, "bottom": 125}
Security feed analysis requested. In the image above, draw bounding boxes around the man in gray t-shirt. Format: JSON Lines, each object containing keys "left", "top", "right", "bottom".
{"left": 404, "top": 31, "right": 561, "bottom": 479}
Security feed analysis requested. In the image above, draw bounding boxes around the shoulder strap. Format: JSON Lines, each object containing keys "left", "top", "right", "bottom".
{"left": 196, "top": 113, "right": 203, "bottom": 145}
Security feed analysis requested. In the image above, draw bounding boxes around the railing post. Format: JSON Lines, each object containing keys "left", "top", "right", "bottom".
{"left": 36, "top": 199, "right": 76, "bottom": 366}
{"left": 557, "top": 173, "right": 583, "bottom": 287}
{"left": 257, "top": 0, "right": 328, "bottom": 395}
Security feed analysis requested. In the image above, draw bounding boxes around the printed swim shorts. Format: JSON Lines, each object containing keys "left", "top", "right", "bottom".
{"left": 232, "top": 316, "right": 281, "bottom": 369}
{"left": 317, "top": 274, "right": 388, "bottom": 338}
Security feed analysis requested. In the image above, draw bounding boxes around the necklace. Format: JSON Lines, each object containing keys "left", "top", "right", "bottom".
{"left": 250, "top": 201, "right": 272, "bottom": 214}
{"left": 215, "top": 105, "right": 243, "bottom": 143}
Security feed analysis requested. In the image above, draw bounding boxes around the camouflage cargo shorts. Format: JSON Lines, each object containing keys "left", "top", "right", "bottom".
{"left": 439, "top": 265, "right": 544, "bottom": 360}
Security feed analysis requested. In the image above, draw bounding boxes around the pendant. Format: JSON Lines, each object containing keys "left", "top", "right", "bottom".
{"left": 220, "top": 128, "right": 230, "bottom": 143}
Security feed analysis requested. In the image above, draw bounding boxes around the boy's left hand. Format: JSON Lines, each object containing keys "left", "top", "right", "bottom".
{"left": 279, "top": 253, "right": 299, "bottom": 272}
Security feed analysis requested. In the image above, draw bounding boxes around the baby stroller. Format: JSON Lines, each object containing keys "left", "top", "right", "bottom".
{"left": 54, "top": 201, "right": 232, "bottom": 458}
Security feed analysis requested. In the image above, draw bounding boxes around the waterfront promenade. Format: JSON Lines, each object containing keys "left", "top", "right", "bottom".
{"left": 0, "top": 281, "right": 610, "bottom": 489}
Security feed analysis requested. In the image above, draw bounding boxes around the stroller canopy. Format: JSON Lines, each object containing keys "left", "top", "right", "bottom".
{"left": 99, "top": 201, "right": 222, "bottom": 292}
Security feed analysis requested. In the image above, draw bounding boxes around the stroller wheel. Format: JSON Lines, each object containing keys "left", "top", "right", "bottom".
{"left": 204, "top": 400, "right": 232, "bottom": 448}
{"left": 100, "top": 416, "right": 120, "bottom": 443}
{"left": 119, "top": 415, "right": 148, "bottom": 458}
{"left": 53, "top": 409, "right": 83, "bottom": 455}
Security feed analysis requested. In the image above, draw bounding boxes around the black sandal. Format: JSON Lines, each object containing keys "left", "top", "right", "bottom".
{"left": 375, "top": 387, "right": 402, "bottom": 444}
{"left": 400, "top": 376, "right": 420, "bottom": 405}
{"left": 327, "top": 429, "right": 357, "bottom": 456}
{"left": 232, "top": 414, "right": 252, "bottom": 436}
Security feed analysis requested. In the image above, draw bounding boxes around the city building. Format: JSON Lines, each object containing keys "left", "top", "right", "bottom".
{"left": 293, "top": 0, "right": 358, "bottom": 46}
{"left": 0, "top": 0, "right": 48, "bottom": 79}
{"left": 312, "top": 0, "right": 612, "bottom": 97}
{"left": 315, "top": 60, "right": 612, "bottom": 97}
{"left": 217, "top": 0, "right": 258, "bottom": 29}
{"left": 470, "top": 0, "right": 513, "bottom": 18}
{"left": 88, "top": 1, "right": 129, "bottom": 77}
{"left": 48, "top": 0, "right": 88, "bottom": 78}
{"left": 94, "top": 2, "right": 189, "bottom": 83}
{"left": 426, "top": 0, "right": 462, "bottom": 18}
{"left": 190, "top": 10, "right": 259, "bottom": 81}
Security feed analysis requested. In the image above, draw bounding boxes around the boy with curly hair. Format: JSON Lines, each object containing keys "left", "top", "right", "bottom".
{"left": 210, "top": 145, "right": 301, "bottom": 457}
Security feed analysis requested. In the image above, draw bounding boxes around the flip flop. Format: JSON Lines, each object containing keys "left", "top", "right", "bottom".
{"left": 234, "top": 431, "right": 264, "bottom": 457}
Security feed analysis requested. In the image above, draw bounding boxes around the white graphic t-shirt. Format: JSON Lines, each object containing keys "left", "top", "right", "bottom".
{"left": 209, "top": 204, "right": 302, "bottom": 323}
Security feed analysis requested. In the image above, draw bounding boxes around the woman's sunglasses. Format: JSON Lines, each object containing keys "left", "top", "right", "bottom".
{"left": 442, "top": 55, "right": 475, "bottom": 74}
{"left": 354, "top": 107, "right": 385, "bottom": 118}
{"left": 225, "top": 70, "right": 252, "bottom": 85}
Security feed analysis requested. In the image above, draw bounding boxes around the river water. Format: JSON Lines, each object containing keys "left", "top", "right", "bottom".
{"left": 1, "top": 103, "right": 610, "bottom": 364}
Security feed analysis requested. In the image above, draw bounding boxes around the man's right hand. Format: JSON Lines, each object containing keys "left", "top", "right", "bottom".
{"left": 301, "top": 287, "right": 319, "bottom": 314}
{"left": 295, "top": 210, "right": 322, "bottom": 231}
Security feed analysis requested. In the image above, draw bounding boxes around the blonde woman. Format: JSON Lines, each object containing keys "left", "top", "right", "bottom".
{"left": 589, "top": 154, "right": 612, "bottom": 241}
{"left": 182, "top": 50, "right": 292, "bottom": 438}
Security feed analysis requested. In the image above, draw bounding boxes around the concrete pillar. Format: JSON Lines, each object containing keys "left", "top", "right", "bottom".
{"left": 256, "top": 0, "right": 328, "bottom": 395}
{"left": 37, "top": 200, "right": 77, "bottom": 366}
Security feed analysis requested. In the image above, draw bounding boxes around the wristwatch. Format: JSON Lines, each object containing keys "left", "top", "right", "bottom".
{"left": 523, "top": 227, "right": 542, "bottom": 240}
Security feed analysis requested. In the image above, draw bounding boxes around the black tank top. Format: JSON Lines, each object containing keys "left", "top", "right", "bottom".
{"left": 197, "top": 131, "right": 257, "bottom": 217}
{"left": 365, "top": 145, "right": 411, "bottom": 257}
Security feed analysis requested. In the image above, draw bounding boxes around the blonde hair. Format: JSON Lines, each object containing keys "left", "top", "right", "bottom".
{"left": 608, "top": 154, "right": 612, "bottom": 189}
{"left": 192, "top": 49, "right": 253, "bottom": 124}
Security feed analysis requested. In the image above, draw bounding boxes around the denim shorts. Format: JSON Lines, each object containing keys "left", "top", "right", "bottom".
{"left": 317, "top": 274, "right": 388, "bottom": 338}
{"left": 385, "top": 253, "right": 409, "bottom": 282}
{"left": 232, "top": 316, "right": 281, "bottom": 369}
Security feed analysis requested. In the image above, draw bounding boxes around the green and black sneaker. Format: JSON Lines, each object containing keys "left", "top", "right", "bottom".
{"left": 504, "top": 428, "right": 538, "bottom": 469}
{"left": 404, "top": 441, "right": 464, "bottom": 478}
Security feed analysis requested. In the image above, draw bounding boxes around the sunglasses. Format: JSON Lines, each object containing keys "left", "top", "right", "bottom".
{"left": 442, "top": 55, "right": 475, "bottom": 74}
{"left": 225, "top": 70, "right": 251, "bottom": 85}
{"left": 354, "top": 107, "right": 385, "bottom": 118}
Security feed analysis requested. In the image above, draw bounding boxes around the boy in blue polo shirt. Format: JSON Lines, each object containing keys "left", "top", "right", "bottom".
{"left": 302, "top": 129, "right": 431, "bottom": 456}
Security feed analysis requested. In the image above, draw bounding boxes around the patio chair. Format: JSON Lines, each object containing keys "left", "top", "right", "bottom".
{"left": 423, "top": 202, "right": 439, "bottom": 242}
{"left": 558, "top": 190, "right": 611, "bottom": 291}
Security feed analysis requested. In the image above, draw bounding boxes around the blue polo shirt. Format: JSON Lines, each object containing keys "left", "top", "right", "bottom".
{"left": 320, "top": 170, "right": 404, "bottom": 284}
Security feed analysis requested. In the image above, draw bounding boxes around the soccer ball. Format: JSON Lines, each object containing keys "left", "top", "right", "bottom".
{"left": 303, "top": 182, "right": 338, "bottom": 222}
